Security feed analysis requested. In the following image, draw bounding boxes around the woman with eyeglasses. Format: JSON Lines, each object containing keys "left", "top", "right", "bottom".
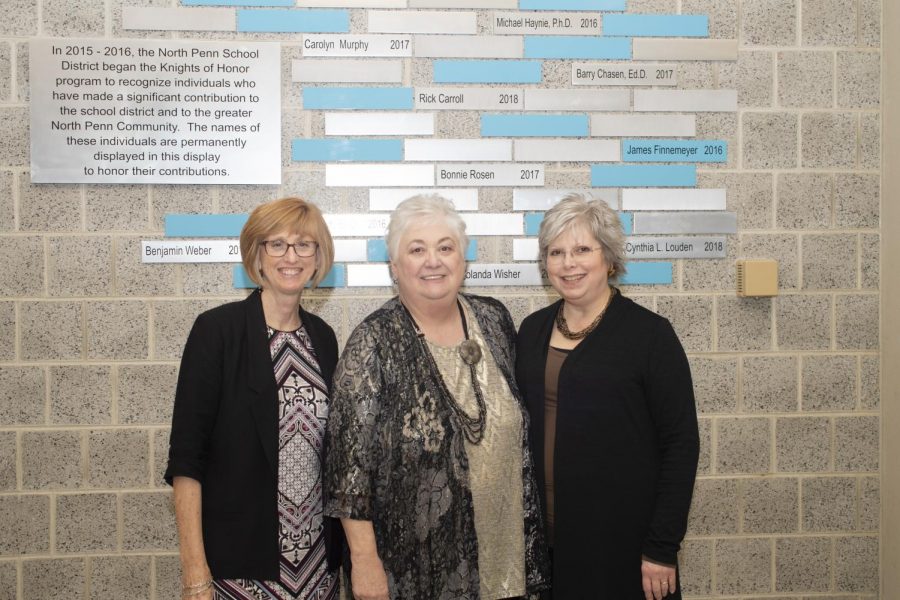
{"left": 165, "top": 197, "right": 343, "bottom": 599}
{"left": 515, "top": 194, "right": 699, "bottom": 600}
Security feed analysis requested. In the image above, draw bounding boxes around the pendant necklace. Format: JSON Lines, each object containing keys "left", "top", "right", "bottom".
{"left": 556, "top": 286, "right": 617, "bottom": 340}
{"left": 402, "top": 299, "right": 487, "bottom": 444}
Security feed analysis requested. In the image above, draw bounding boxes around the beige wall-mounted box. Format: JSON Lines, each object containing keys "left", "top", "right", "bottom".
{"left": 737, "top": 259, "right": 779, "bottom": 297}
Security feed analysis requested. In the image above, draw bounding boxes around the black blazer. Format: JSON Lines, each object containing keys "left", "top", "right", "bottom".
{"left": 165, "top": 289, "right": 343, "bottom": 579}
{"left": 516, "top": 291, "right": 698, "bottom": 599}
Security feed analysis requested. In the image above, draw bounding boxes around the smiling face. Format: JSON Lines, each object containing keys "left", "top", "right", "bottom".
{"left": 545, "top": 223, "right": 610, "bottom": 308}
{"left": 391, "top": 220, "right": 466, "bottom": 310}
{"left": 258, "top": 227, "right": 317, "bottom": 302}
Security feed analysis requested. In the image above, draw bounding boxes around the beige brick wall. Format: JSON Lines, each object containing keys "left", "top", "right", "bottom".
{"left": 0, "top": 0, "right": 884, "bottom": 598}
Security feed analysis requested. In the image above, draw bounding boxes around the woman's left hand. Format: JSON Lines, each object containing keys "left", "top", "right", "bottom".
{"left": 641, "top": 559, "right": 676, "bottom": 600}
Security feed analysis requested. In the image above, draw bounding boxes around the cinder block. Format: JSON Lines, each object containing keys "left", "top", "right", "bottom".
{"left": 0, "top": 236, "right": 43, "bottom": 296}
{"left": 742, "top": 112, "right": 797, "bottom": 169}
{"left": 777, "top": 51, "right": 833, "bottom": 108}
{"left": 656, "top": 295, "right": 712, "bottom": 352}
{"left": 802, "top": 234, "right": 857, "bottom": 290}
{"left": 741, "top": 0, "right": 796, "bottom": 46}
{"left": 776, "top": 417, "right": 831, "bottom": 472}
{"left": 801, "top": 0, "right": 856, "bottom": 46}
{"left": 834, "top": 416, "right": 879, "bottom": 472}
{"left": 801, "top": 355, "right": 856, "bottom": 411}
{"left": 775, "top": 536, "right": 831, "bottom": 592}
{"left": 740, "top": 478, "right": 798, "bottom": 533}
{"left": 122, "top": 492, "right": 177, "bottom": 551}
{"left": 714, "top": 537, "right": 772, "bottom": 595}
{"left": 42, "top": 0, "right": 104, "bottom": 36}
{"left": 22, "top": 430, "right": 83, "bottom": 490}
{"left": 49, "top": 365, "right": 112, "bottom": 425}
{"left": 776, "top": 294, "right": 831, "bottom": 350}
{"left": 687, "top": 478, "right": 739, "bottom": 535}
{"left": 835, "top": 536, "right": 878, "bottom": 592}
{"left": 803, "top": 477, "right": 856, "bottom": 531}
{"left": 801, "top": 113, "right": 857, "bottom": 169}
{"left": 89, "top": 556, "right": 151, "bottom": 600}
{"left": 717, "top": 296, "right": 772, "bottom": 352}
{"left": 22, "top": 558, "right": 84, "bottom": 600}
{"left": 88, "top": 429, "right": 150, "bottom": 488}
{"left": 0, "top": 366, "right": 45, "bottom": 425}
{"left": 688, "top": 356, "right": 737, "bottom": 414}
{"left": 21, "top": 302, "right": 84, "bottom": 361}
{"left": 118, "top": 365, "right": 177, "bottom": 425}
{"left": 47, "top": 236, "right": 113, "bottom": 297}
{"left": 0, "top": 495, "right": 50, "bottom": 555}
{"left": 742, "top": 355, "right": 798, "bottom": 412}
{"left": 55, "top": 493, "right": 117, "bottom": 552}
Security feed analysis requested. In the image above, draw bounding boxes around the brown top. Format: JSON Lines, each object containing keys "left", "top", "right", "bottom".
{"left": 543, "top": 345, "right": 570, "bottom": 545}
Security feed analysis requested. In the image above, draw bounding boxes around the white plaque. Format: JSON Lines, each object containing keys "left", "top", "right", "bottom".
{"left": 30, "top": 39, "right": 281, "bottom": 184}
{"left": 370, "top": 188, "right": 479, "bottom": 211}
{"left": 414, "top": 35, "right": 523, "bottom": 58}
{"left": 325, "top": 164, "right": 434, "bottom": 187}
{"left": 514, "top": 139, "right": 619, "bottom": 162}
{"left": 291, "top": 59, "right": 402, "bottom": 83}
{"left": 141, "top": 238, "right": 368, "bottom": 262}
{"left": 142, "top": 240, "right": 242, "bottom": 263}
{"left": 324, "top": 214, "right": 390, "bottom": 237}
{"left": 513, "top": 188, "right": 618, "bottom": 211}
{"left": 622, "top": 188, "right": 726, "bottom": 211}
{"left": 368, "top": 10, "right": 477, "bottom": 34}
{"left": 492, "top": 12, "right": 600, "bottom": 35}
{"left": 461, "top": 213, "right": 523, "bottom": 235}
{"left": 436, "top": 163, "right": 544, "bottom": 187}
{"left": 464, "top": 263, "right": 543, "bottom": 286}
{"left": 624, "top": 237, "right": 727, "bottom": 259}
{"left": 513, "top": 237, "right": 727, "bottom": 260}
{"left": 634, "top": 90, "right": 737, "bottom": 112}
{"left": 301, "top": 35, "right": 413, "bottom": 57}
{"left": 406, "top": 139, "right": 512, "bottom": 162}
{"left": 523, "top": 89, "right": 629, "bottom": 111}
{"left": 591, "top": 114, "right": 696, "bottom": 137}
{"left": 572, "top": 62, "right": 677, "bottom": 86}
{"left": 325, "top": 112, "right": 434, "bottom": 136}
{"left": 348, "top": 263, "right": 543, "bottom": 287}
{"left": 415, "top": 87, "right": 524, "bottom": 110}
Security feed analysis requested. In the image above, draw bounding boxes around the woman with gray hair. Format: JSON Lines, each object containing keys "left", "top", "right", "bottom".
{"left": 515, "top": 194, "right": 699, "bottom": 600}
{"left": 325, "top": 195, "right": 549, "bottom": 599}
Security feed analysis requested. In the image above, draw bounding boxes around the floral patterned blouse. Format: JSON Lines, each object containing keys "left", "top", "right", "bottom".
{"left": 324, "top": 294, "right": 550, "bottom": 599}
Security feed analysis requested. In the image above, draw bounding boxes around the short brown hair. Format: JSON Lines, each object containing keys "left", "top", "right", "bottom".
{"left": 239, "top": 197, "right": 334, "bottom": 289}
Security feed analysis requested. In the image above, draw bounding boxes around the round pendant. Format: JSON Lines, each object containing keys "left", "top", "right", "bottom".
{"left": 458, "top": 339, "right": 482, "bottom": 366}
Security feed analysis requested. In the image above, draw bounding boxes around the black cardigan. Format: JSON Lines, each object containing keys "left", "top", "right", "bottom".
{"left": 516, "top": 291, "right": 699, "bottom": 599}
{"left": 165, "top": 289, "right": 343, "bottom": 579}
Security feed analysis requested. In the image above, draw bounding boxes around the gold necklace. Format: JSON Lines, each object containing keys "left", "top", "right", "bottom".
{"left": 555, "top": 287, "right": 617, "bottom": 340}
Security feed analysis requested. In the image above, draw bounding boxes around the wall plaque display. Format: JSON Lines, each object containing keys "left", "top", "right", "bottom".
{"left": 30, "top": 38, "right": 281, "bottom": 184}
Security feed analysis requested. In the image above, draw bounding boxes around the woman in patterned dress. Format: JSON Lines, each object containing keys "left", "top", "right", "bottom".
{"left": 325, "top": 195, "right": 550, "bottom": 600}
{"left": 166, "top": 198, "right": 344, "bottom": 600}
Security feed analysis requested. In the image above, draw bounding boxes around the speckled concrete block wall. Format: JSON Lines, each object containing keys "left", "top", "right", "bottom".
{"left": 0, "top": 1, "right": 882, "bottom": 598}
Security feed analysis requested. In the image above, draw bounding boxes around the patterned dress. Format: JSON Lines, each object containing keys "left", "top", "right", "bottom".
{"left": 325, "top": 294, "right": 550, "bottom": 599}
{"left": 214, "top": 325, "right": 338, "bottom": 600}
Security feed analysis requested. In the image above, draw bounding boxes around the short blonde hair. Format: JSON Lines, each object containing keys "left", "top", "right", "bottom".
{"left": 386, "top": 194, "right": 468, "bottom": 261}
{"left": 538, "top": 193, "right": 627, "bottom": 281}
{"left": 240, "top": 197, "right": 334, "bottom": 289}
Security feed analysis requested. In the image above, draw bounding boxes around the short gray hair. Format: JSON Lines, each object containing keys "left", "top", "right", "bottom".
{"left": 538, "top": 193, "right": 627, "bottom": 281}
{"left": 386, "top": 194, "right": 468, "bottom": 261}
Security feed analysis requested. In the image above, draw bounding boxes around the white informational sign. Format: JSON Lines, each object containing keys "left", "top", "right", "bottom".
{"left": 30, "top": 38, "right": 281, "bottom": 184}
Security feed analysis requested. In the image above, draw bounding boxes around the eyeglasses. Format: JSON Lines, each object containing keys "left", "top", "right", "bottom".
{"left": 545, "top": 246, "right": 603, "bottom": 265}
{"left": 260, "top": 240, "right": 317, "bottom": 258}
